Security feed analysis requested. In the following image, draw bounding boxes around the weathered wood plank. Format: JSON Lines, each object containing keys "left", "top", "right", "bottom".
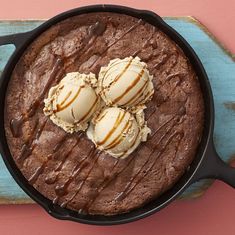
{"left": 0, "top": 17, "right": 234, "bottom": 204}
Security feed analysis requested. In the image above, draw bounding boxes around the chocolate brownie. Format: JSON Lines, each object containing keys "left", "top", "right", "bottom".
{"left": 4, "top": 12, "right": 204, "bottom": 215}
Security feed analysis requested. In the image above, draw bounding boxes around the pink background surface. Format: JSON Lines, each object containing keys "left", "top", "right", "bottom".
{"left": 0, "top": 0, "right": 235, "bottom": 234}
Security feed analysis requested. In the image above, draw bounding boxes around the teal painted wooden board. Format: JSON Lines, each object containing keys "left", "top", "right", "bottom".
{"left": 0, "top": 17, "right": 234, "bottom": 204}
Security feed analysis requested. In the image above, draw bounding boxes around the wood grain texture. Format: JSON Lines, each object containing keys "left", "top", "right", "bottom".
{"left": 0, "top": 17, "right": 234, "bottom": 204}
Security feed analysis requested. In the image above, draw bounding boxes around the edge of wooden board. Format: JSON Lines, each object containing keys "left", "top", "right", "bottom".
{"left": 0, "top": 197, "right": 33, "bottom": 204}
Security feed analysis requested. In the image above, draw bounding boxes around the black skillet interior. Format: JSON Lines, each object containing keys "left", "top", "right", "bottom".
{"left": 0, "top": 5, "right": 234, "bottom": 225}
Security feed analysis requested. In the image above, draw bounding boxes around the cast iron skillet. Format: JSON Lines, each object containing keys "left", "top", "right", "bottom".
{"left": 0, "top": 5, "right": 235, "bottom": 225}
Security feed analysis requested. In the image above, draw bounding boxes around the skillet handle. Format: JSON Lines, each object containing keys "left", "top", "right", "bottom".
{"left": 192, "top": 139, "right": 235, "bottom": 188}
{"left": 0, "top": 31, "right": 32, "bottom": 48}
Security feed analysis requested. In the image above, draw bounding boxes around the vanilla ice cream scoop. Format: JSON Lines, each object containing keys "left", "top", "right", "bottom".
{"left": 87, "top": 107, "right": 151, "bottom": 158}
{"left": 44, "top": 72, "right": 100, "bottom": 133}
{"left": 98, "top": 57, "right": 154, "bottom": 108}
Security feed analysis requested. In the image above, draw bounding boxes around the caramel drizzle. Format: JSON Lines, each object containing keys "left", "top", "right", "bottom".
{"left": 97, "top": 111, "right": 126, "bottom": 146}
{"left": 140, "top": 90, "right": 152, "bottom": 104}
{"left": 58, "top": 91, "right": 72, "bottom": 107}
{"left": 80, "top": 127, "right": 141, "bottom": 213}
{"left": 112, "top": 67, "right": 145, "bottom": 104}
{"left": 77, "top": 96, "right": 98, "bottom": 123}
{"left": 101, "top": 60, "right": 131, "bottom": 84}
{"left": 81, "top": 127, "right": 147, "bottom": 211}
{"left": 95, "top": 110, "right": 108, "bottom": 122}
{"left": 102, "top": 58, "right": 133, "bottom": 97}
{"left": 145, "top": 72, "right": 186, "bottom": 122}
{"left": 122, "top": 79, "right": 149, "bottom": 106}
{"left": 17, "top": 118, "right": 47, "bottom": 163}
{"left": 105, "top": 118, "right": 132, "bottom": 150}
{"left": 28, "top": 164, "right": 45, "bottom": 184}
{"left": 150, "top": 115, "right": 179, "bottom": 139}
{"left": 60, "top": 151, "right": 101, "bottom": 208}
{"left": 80, "top": 129, "right": 144, "bottom": 212}
{"left": 56, "top": 87, "right": 82, "bottom": 112}
{"left": 52, "top": 135, "right": 68, "bottom": 154}
{"left": 115, "top": 131, "right": 184, "bottom": 201}
{"left": 147, "top": 102, "right": 186, "bottom": 139}
{"left": 52, "top": 146, "right": 98, "bottom": 204}
{"left": 30, "top": 134, "right": 81, "bottom": 185}
{"left": 71, "top": 108, "right": 76, "bottom": 120}
{"left": 114, "top": 105, "right": 187, "bottom": 200}
{"left": 89, "top": 19, "right": 143, "bottom": 69}
{"left": 80, "top": 155, "right": 135, "bottom": 212}
{"left": 10, "top": 57, "right": 64, "bottom": 138}
{"left": 65, "top": 21, "right": 106, "bottom": 67}
{"left": 107, "top": 19, "right": 142, "bottom": 49}
{"left": 81, "top": 106, "right": 185, "bottom": 212}
{"left": 45, "top": 133, "right": 82, "bottom": 184}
